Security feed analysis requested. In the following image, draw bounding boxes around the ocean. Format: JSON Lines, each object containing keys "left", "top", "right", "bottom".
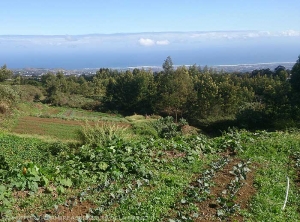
{"left": 1, "top": 35, "right": 299, "bottom": 69}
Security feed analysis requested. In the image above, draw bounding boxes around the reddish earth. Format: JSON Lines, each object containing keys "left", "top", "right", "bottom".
{"left": 195, "top": 158, "right": 257, "bottom": 222}
{"left": 43, "top": 200, "right": 96, "bottom": 222}
{"left": 164, "top": 150, "right": 186, "bottom": 159}
{"left": 12, "top": 152, "right": 257, "bottom": 221}
{"left": 12, "top": 116, "right": 131, "bottom": 137}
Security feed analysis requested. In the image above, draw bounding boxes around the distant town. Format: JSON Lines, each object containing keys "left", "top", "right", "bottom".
{"left": 11, "top": 62, "right": 295, "bottom": 77}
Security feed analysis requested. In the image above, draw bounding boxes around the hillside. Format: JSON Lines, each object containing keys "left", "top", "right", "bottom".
{"left": 0, "top": 102, "right": 300, "bottom": 221}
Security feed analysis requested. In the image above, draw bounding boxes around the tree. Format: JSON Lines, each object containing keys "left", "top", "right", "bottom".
{"left": 0, "top": 64, "right": 13, "bottom": 82}
{"left": 290, "top": 55, "right": 300, "bottom": 92}
{"left": 192, "top": 73, "right": 219, "bottom": 118}
{"left": 188, "top": 64, "right": 200, "bottom": 76}
{"left": 162, "top": 56, "right": 174, "bottom": 75}
{"left": 158, "top": 66, "right": 193, "bottom": 121}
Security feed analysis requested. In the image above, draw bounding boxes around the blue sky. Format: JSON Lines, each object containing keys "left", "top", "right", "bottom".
{"left": 1, "top": 1, "right": 300, "bottom": 68}
{"left": 1, "top": 0, "right": 300, "bottom": 35}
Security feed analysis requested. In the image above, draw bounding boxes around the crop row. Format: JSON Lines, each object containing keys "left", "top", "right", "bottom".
{"left": 216, "top": 160, "right": 251, "bottom": 220}
{"left": 27, "top": 176, "right": 151, "bottom": 221}
{"left": 165, "top": 155, "right": 231, "bottom": 221}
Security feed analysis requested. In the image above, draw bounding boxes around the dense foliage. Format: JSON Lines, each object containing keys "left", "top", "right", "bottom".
{"left": 2, "top": 55, "right": 300, "bottom": 132}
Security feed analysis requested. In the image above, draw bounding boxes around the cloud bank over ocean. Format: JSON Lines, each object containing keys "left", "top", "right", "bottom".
{"left": 0, "top": 31, "right": 300, "bottom": 68}
{"left": 1, "top": 30, "right": 300, "bottom": 48}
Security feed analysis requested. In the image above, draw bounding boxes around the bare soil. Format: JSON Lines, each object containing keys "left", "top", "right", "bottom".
{"left": 12, "top": 116, "right": 130, "bottom": 137}
{"left": 195, "top": 158, "right": 257, "bottom": 222}
{"left": 13, "top": 154, "right": 258, "bottom": 221}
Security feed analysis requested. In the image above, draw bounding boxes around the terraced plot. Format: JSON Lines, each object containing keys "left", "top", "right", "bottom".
{"left": 11, "top": 116, "right": 131, "bottom": 141}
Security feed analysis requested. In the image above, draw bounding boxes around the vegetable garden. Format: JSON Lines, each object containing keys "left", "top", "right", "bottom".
{"left": 1, "top": 113, "right": 300, "bottom": 221}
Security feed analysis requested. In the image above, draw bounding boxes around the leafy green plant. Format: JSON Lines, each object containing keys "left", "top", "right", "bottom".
{"left": 0, "top": 185, "right": 13, "bottom": 219}
{"left": 152, "top": 116, "right": 188, "bottom": 139}
{"left": 9, "top": 162, "right": 49, "bottom": 192}
{"left": 213, "top": 128, "right": 244, "bottom": 154}
{"left": 0, "top": 154, "right": 9, "bottom": 171}
{"left": 215, "top": 161, "right": 251, "bottom": 219}
{"left": 166, "top": 156, "right": 230, "bottom": 221}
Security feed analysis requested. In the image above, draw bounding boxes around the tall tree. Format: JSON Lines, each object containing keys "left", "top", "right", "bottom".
{"left": 0, "top": 64, "right": 13, "bottom": 82}
{"left": 192, "top": 73, "right": 219, "bottom": 118}
{"left": 158, "top": 66, "right": 193, "bottom": 121}
{"left": 162, "top": 56, "right": 174, "bottom": 75}
{"left": 290, "top": 55, "right": 300, "bottom": 92}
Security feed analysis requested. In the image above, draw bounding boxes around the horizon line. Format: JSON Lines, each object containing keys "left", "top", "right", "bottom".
{"left": 10, "top": 61, "right": 296, "bottom": 71}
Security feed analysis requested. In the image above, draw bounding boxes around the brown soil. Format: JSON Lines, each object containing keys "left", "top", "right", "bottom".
{"left": 13, "top": 117, "right": 46, "bottom": 135}
{"left": 230, "top": 163, "right": 258, "bottom": 221}
{"left": 12, "top": 116, "right": 131, "bottom": 137}
{"left": 194, "top": 158, "right": 257, "bottom": 222}
{"left": 48, "top": 109, "right": 61, "bottom": 115}
{"left": 44, "top": 200, "right": 96, "bottom": 222}
{"left": 15, "top": 191, "right": 97, "bottom": 222}
{"left": 20, "top": 116, "right": 85, "bottom": 126}
{"left": 164, "top": 150, "right": 186, "bottom": 159}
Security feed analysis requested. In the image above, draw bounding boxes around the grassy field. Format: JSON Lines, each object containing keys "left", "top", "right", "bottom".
{"left": 2, "top": 102, "right": 131, "bottom": 141}
{"left": 1, "top": 103, "right": 300, "bottom": 221}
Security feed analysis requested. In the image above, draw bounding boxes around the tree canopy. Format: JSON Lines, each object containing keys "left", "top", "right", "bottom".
{"left": 0, "top": 64, "right": 13, "bottom": 82}
{"left": 2, "top": 55, "right": 300, "bottom": 131}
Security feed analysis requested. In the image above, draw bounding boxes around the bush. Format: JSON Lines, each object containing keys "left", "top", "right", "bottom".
{"left": 152, "top": 116, "right": 188, "bottom": 139}
{"left": 0, "top": 85, "right": 19, "bottom": 105}
{"left": 0, "top": 85, "right": 20, "bottom": 115}
{"left": 131, "top": 122, "right": 158, "bottom": 138}
{"left": 45, "top": 142, "right": 69, "bottom": 156}
{"left": 77, "top": 122, "right": 128, "bottom": 147}
{"left": 0, "top": 102, "right": 9, "bottom": 114}
{"left": 236, "top": 103, "right": 270, "bottom": 129}
{"left": 16, "top": 85, "right": 44, "bottom": 102}
{"left": 46, "top": 92, "right": 98, "bottom": 109}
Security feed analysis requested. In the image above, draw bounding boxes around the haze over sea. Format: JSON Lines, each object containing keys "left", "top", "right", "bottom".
{"left": 1, "top": 32, "right": 300, "bottom": 69}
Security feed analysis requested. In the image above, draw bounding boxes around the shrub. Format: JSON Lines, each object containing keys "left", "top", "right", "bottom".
{"left": 0, "top": 85, "right": 19, "bottom": 105}
{"left": 45, "top": 142, "right": 69, "bottom": 156}
{"left": 15, "top": 85, "right": 44, "bottom": 102}
{"left": 152, "top": 116, "right": 188, "bottom": 139}
{"left": 236, "top": 103, "right": 270, "bottom": 129}
{"left": 0, "top": 102, "right": 9, "bottom": 114}
{"left": 77, "top": 122, "right": 128, "bottom": 147}
{"left": 0, "top": 85, "right": 20, "bottom": 114}
{"left": 131, "top": 122, "right": 158, "bottom": 138}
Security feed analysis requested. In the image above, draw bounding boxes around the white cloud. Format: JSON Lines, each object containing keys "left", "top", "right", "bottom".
{"left": 138, "top": 38, "right": 155, "bottom": 46}
{"left": 281, "top": 30, "right": 300, "bottom": 37}
{"left": 156, "top": 40, "right": 170, "bottom": 45}
{"left": 1, "top": 31, "right": 299, "bottom": 50}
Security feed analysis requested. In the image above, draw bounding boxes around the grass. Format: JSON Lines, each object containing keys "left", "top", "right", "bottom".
{"left": 237, "top": 131, "right": 300, "bottom": 221}
{"left": 11, "top": 116, "right": 82, "bottom": 141}
{"left": 2, "top": 102, "right": 131, "bottom": 141}
{"left": 77, "top": 121, "right": 130, "bottom": 147}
